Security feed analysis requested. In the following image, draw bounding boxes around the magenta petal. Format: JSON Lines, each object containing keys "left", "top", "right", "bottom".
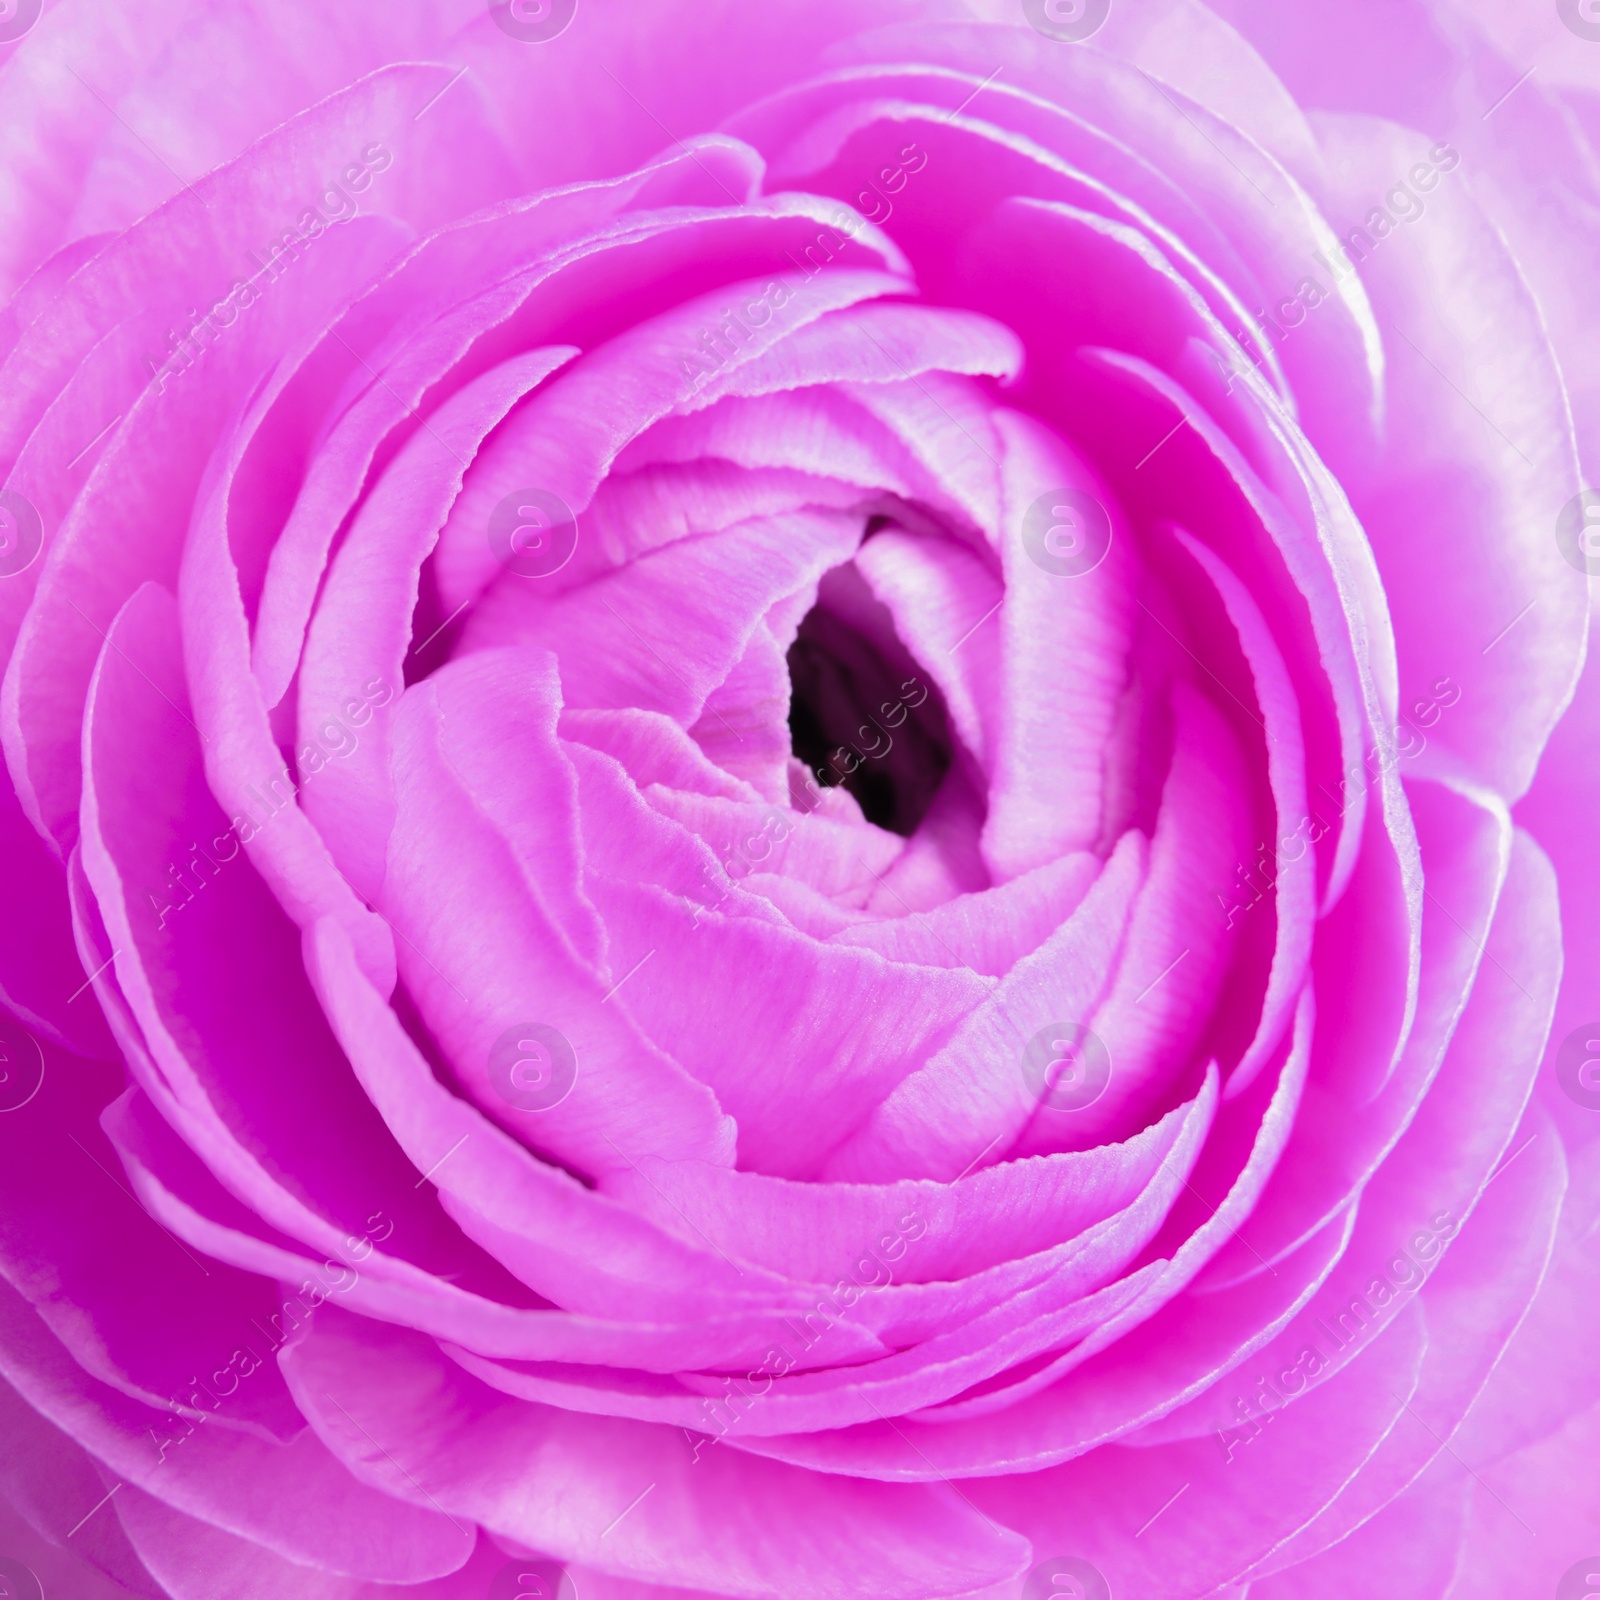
{"left": 462, "top": 509, "right": 865, "bottom": 727}
{"left": 1143, "top": 824, "right": 1562, "bottom": 1469}
{"left": 0, "top": 1365, "right": 161, "bottom": 1595}
{"left": 685, "top": 299, "right": 1022, "bottom": 410}
{"left": 296, "top": 344, "right": 577, "bottom": 902}
{"left": 281, "top": 1304, "right": 1031, "bottom": 1600}
{"left": 1452, "top": 1135, "right": 1600, "bottom": 1470}
{"left": 980, "top": 408, "right": 1134, "bottom": 880}
{"left": 1247, "top": 1465, "right": 1467, "bottom": 1600}
{"left": 180, "top": 365, "right": 399, "bottom": 994}
{"left": 450, "top": 1261, "right": 1161, "bottom": 1436}
{"left": 105, "top": 1081, "right": 883, "bottom": 1374}
{"left": 0, "top": 13, "right": 1587, "bottom": 1597}
{"left": 731, "top": 66, "right": 1285, "bottom": 396}
{"left": 1011, "top": 682, "right": 1252, "bottom": 1157}
{"left": 844, "top": 375, "right": 1010, "bottom": 540}
{"left": 824, "top": 830, "right": 1147, "bottom": 1181}
{"left": 0, "top": 1038, "right": 301, "bottom": 1444}
{"left": 613, "top": 385, "right": 930, "bottom": 510}
{"left": 853, "top": 527, "right": 1003, "bottom": 773}
{"left": 0, "top": 58, "right": 506, "bottom": 845}
{"left": 382, "top": 653, "right": 738, "bottom": 1177}
{"left": 829, "top": 850, "right": 1099, "bottom": 975}
{"left": 305, "top": 917, "right": 867, "bottom": 1334}
{"left": 0, "top": 1278, "right": 467, "bottom": 1583}
{"left": 79, "top": 584, "right": 456, "bottom": 1267}
{"left": 0, "top": 1468, "right": 145, "bottom": 1599}
{"left": 729, "top": 1197, "right": 1348, "bottom": 1480}
{"left": 109, "top": 1477, "right": 436, "bottom": 1600}
{"left": 970, "top": 1302, "right": 1427, "bottom": 1598}
{"left": 1444, "top": 1398, "right": 1600, "bottom": 1600}
{"left": 433, "top": 256, "right": 909, "bottom": 614}
{"left": 0, "top": 779, "right": 112, "bottom": 1055}
{"left": 1198, "top": 778, "right": 1510, "bottom": 1290}
{"left": 599, "top": 1083, "right": 1208, "bottom": 1289}
{"left": 644, "top": 785, "right": 903, "bottom": 904}
{"left": 1314, "top": 112, "right": 1586, "bottom": 803}
{"left": 561, "top": 741, "right": 1003, "bottom": 1179}
{"left": 1172, "top": 530, "right": 1313, "bottom": 1100}
{"left": 1242, "top": 1109, "right": 1563, "bottom": 1584}
{"left": 248, "top": 138, "right": 776, "bottom": 706}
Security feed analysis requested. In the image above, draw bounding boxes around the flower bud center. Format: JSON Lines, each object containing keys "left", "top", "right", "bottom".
{"left": 786, "top": 570, "right": 953, "bottom": 838}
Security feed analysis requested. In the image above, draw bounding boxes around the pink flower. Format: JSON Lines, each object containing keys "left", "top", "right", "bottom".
{"left": 0, "top": 2, "right": 1595, "bottom": 1597}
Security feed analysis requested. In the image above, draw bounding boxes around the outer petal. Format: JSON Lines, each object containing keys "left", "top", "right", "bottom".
{"left": 281, "top": 1303, "right": 1031, "bottom": 1600}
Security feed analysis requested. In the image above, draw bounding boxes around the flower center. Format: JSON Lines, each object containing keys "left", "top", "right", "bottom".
{"left": 786, "top": 578, "right": 953, "bottom": 838}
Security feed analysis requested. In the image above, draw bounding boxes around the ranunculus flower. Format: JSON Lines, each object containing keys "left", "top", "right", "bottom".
{"left": 0, "top": 1, "right": 1596, "bottom": 1596}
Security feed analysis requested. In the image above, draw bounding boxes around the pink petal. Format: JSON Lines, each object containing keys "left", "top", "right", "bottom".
{"left": 381, "top": 655, "right": 737, "bottom": 1177}
{"left": 824, "top": 829, "right": 1147, "bottom": 1181}
{"left": 281, "top": 1304, "right": 1031, "bottom": 1600}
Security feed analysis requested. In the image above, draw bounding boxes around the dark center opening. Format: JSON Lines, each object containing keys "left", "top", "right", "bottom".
{"left": 786, "top": 598, "right": 952, "bottom": 837}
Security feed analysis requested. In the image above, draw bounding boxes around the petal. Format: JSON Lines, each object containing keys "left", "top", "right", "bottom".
{"left": 819, "top": 829, "right": 1147, "bottom": 1181}
{"left": 1452, "top": 1136, "right": 1600, "bottom": 1469}
{"left": 1199, "top": 777, "right": 1511, "bottom": 1287}
{"left": 1, "top": 59, "right": 515, "bottom": 843}
{"left": 281, "top": 1304, "right": 1031, "bottom": 1600}
{"left": 1444, "top": 1399, "right": 1600, "bottom": 1600}
{"left": 963, "top": 1300, "right": 1427, "bottom": 1598}
{"left": 78, "top": 584, "right": 463, "bottom": 1273}
{"left": 0, "top": 1279, "right": 467, "bottom": 1583}
{"left": 381, "top": 653, "right": 737, "bottom": 1177}
{"left": 1011, "top": 682, "right": 1253, "bottom": 1157}
{"left": 0, "top": 1467, "right": 145, "bottom": 1600}
{"left": 1225, "top": 1459, "right": 1467, "bottom": 1600}
{"left": 600, "top": 1086, "right": 1209, "bottom": 1289}
{"left": 432, "top": 250, "right": 909, "bottom": 614}
{"left": 249, "top": 140, "right": 771, "bottom": 707}
{"left": 978, "top": 408, "right": 1135, "bottom": 881}
{"left": 0, "top": 1366, "right": 163, "bottom": 1595}
{"left": 1242, "top": 1109, "right": 1564, "bottom": 1584}
{"left": 305, "top": 917, "right": 881, "bottom": 1343}
{"left": 461, "top": 509, "right": 864, "bottom": 726}
{"left": 295, "top": 344, "right": 577, "bottom": 901}
{"left": 1146, "top": 828, "right": 1563, "bottom": 1465}
{"left": 1168, "top": 530, "right": 1313, "bottom": 1099}
{"left": 0, "top": 1035, "right": 301, "bottom": 1443}
{"left": 569, "top": 755, "right": 992, "bottom": 1180}
{"left": 852, "top": 526, "right": 1003, "bottom": 773}
{"left": 1312, "top": 111, "right": 1586, "bottom": 803}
